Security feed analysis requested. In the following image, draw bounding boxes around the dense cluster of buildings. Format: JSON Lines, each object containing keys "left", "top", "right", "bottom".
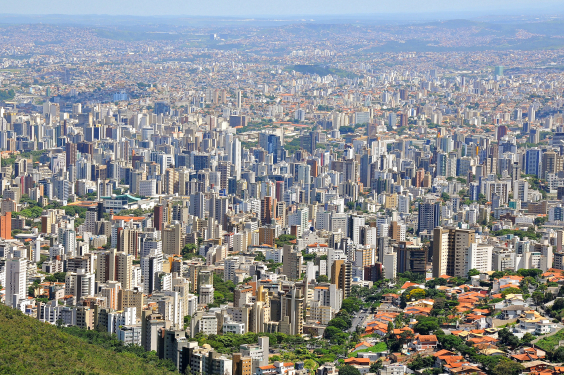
{"left": 2, "top": 16, "right": 564, "bottom": 375}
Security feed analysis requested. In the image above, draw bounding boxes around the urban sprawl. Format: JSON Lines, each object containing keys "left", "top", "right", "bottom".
{"left": 3, "top": 20, "right": 564, "bottom": 375}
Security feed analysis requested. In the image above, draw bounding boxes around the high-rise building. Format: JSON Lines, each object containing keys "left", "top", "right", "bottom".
{"left": 117, "top": 228, "right": 140, "bottom": 257}
{"left": 65, "top": 268, "right": 95, "bottom": 303}
{"left": 383, "top": 252, "right": 397, "bottom": 280}
{"left": 330, "top": 260, "right": 352, "bottom": 299}
{"left": 417, "top": 199, "right": 440, "bottom": 234}
{"left": 282, "top": 245, "right": 302, "bottom": 280}
{"left": 525, "top": 148, "right": 542, "bottom": 177}
{"left": 141, "top": 310, "right": 168, "bottom": 352}
{"left": 154, "top": 205, "right": 164, "bottom": 231}
{"left": 218, "top": 161, "right": 231, "bottom": 190}
{"left": 118, "top": 289, "right": 144, "bottom": 319}
{"left": 96, "top": 249, "right": 117, "bottom": 284}
{"left": 232, "top": 353, "right": 253, "bottom": 375}
{"left": 189, "top": 192, "right": 206, "bottom": 219}
{"left": 528, "top": 105, "right": 536, "bottom": 122}
{"left": 66, "top": 142, "right": 77, "bottom": 168}
{"left": 542, "top": 150, "right": 563, "bottom": 179}
{"left": 260, "top": 196, "right": 275, "bottom": 225}
{"left": 117, "top": 252, "right": 133, "bottom": 290}
{"left": 141, "top": 252, "right": 163, "bottom": 294}
{"left": 396, "top": 242, "right": 428, "bottom": 276}
{"left": 211, "top": 196, "right": 229, "bottom": 229}
{"left": 0, "top": 211, "right": 11, "bottom": 239}
{"left": 58, "top": 228, "right": 77, "bottom": 257}
{"left": 391, "top": 221, "right": 406, "bottom": 241}
{"left": 354, "top": 247, "right": 375, "bottom": 268}
{"left": 162, "top": 223, "right": 182, "bottom": 255}
{"left": 279, "top": 287, "right": 304, "bottom": 336}
{"left": 6, "top": 257, "right": 26, "bottom": 309}
{"left": 432, "top": 227, "right": 476, "bottom": 278}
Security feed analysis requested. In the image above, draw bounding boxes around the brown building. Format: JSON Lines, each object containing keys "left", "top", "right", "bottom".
{"left": 232, "top": 353, "right": 252, "bottom": 375}
{"left": 0, "top": 211, "right": 11, "bottom": 239}
{"left": 330, "top": 260, "right": 352, "bottom": 299}
{"left": 66, "top": 142, "right": 77, "bottom": 167}
{"left": 117, "top": 228, "right": 140, "bottom": 257}
{"left": 528, "top": 201, "right": 548, "bottom": 215}
{"left": 260, "top": 196, "right": 275, "bottom": 225}
{"left": 154, "top": 204, "right": 164, "bottom": 231}
{"left": 258, "top": 226, "right": 276, "bottom": 247}
{"left": 118, "top": 288, "right": 144, "bottom": 319}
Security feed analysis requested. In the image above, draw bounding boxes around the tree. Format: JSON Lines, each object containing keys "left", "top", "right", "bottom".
{"left": 28, "top": 282, "right": 39, "bottom": 297}
{"left": 387, "top": 322, "right": 394, "bottom": 334}
{"left": 553, "top": 346, "right": 564, "bottom": 362}
{"left": 521, "top": 333, "right": 535, "bottom": 344}
{"left": 316, "top": 275, "right": 329, "bottom": 283}
{"left": 182, "top": 243, "right": 198, "bottom": 257}
{"left": 324, "top": 326, "right": 340, "bottom": 340}
{"left": 477, "top": 355, "right": 502, "bottom": 373}
{"left": 45, "top": 272, "right": 67, "bottom": 283}
{"left": 498, "top": 328, "right": 520, "bottom": 348}
{"left": 328, "top": 317, "right": 348, "bottom": 331}
{"left": 439, "top": 334, "right": 463, "bottom": 350}
{"left": 532, "top": 291, "right": 545, "bottom": 306}
{"left": 254, "top": 252, "right": 266, "bottom": 262}
{"left": 369, "top": 361, "right": 383, "bottom": 373}
{"left": 406, "top": 288, "right": 426, "bottom": 301}
{"left": 408, "top": 355, "right": 434, "bottom": 371}
{"left": 341, "top": 298, "right": 361, "bottom": 314}
{"left": 274, "top": 234, "right": 296, "bottom": 247}
{"left": 517, "top": 269, "right": 543, "bottom": 278}
{"left": 492, "top": 359, "right": 524, "bottom": 375}
{"left": 338, "top": 365, "right": 361, "bottom": 375}
{"left": 304, "top": 359, "right": 318, "bottom": 372}
{"left": 414, "top": 317, "right": 439, "bottom": 335}
{"left": 467, "top": 269, "right": 480, "bottom": 277}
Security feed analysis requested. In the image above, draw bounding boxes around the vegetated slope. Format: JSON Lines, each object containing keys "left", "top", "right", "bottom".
{"left": 0, "top": 304, "right": 176, "bottom": 375}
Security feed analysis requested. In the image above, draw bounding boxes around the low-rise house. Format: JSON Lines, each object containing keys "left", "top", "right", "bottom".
{"left": 500, "top": 305, "right": 526, "bottom": 320}
{"left": 344, "top": 358, "right": 370, "bottom": 367}
{"left": 380, "top": 364, "right": 407, "bottom": 375}
{"left": 411, "top": 334, "right": 438, "bottom": 351}
{"left": 257, "top": 362, "right": 295, "bottom": 375}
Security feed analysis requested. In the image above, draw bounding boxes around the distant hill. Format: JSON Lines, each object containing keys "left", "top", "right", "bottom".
{"left": 284, "top": 65, "right": 359, "bottom": 78}
{"left": 0, "top": 304, "right": 176, "bottom": 375}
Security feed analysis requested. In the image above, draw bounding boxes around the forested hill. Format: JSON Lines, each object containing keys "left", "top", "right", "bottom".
{"left": 0, "top": 304, "right": 176, "bottom": 375}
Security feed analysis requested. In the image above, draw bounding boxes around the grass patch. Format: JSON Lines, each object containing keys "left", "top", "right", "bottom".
{"left": 350, "top": 341, "right": 388, "bottom": 357}
{"left": 536, "top": 328, "right": 564, "bottom": 352}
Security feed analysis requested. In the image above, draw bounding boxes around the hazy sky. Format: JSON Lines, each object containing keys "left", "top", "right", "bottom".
{"left": 2, "top": 0, "right": 561, "bottom": 17}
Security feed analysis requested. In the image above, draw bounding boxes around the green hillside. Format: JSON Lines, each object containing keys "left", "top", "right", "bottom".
{"left": 0, "top": 304, "right": 177, "bottom": 375}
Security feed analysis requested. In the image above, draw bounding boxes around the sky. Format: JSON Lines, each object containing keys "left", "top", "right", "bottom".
{"left": 2, "top": 0, "right": 562, "bottom": 17}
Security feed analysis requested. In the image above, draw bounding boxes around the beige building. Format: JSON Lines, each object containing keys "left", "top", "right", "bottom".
{"left": 118, "top": 288, "right": 143, "bottom": 319}
{"left": 162, "top": 223, "right": 182, "bottom": 255}
{"left": 116, "top": 252, "right": 133, "bottom": 290}
{"left": 432, "top": 227, "right": 476, "bottom": 278}
{"left": 282, "top": 245, "right": 302, "bottom": 280}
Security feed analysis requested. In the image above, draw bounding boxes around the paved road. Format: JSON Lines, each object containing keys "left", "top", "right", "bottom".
{"left": 349, "top": 311, "right": 369, "bottom": 332}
